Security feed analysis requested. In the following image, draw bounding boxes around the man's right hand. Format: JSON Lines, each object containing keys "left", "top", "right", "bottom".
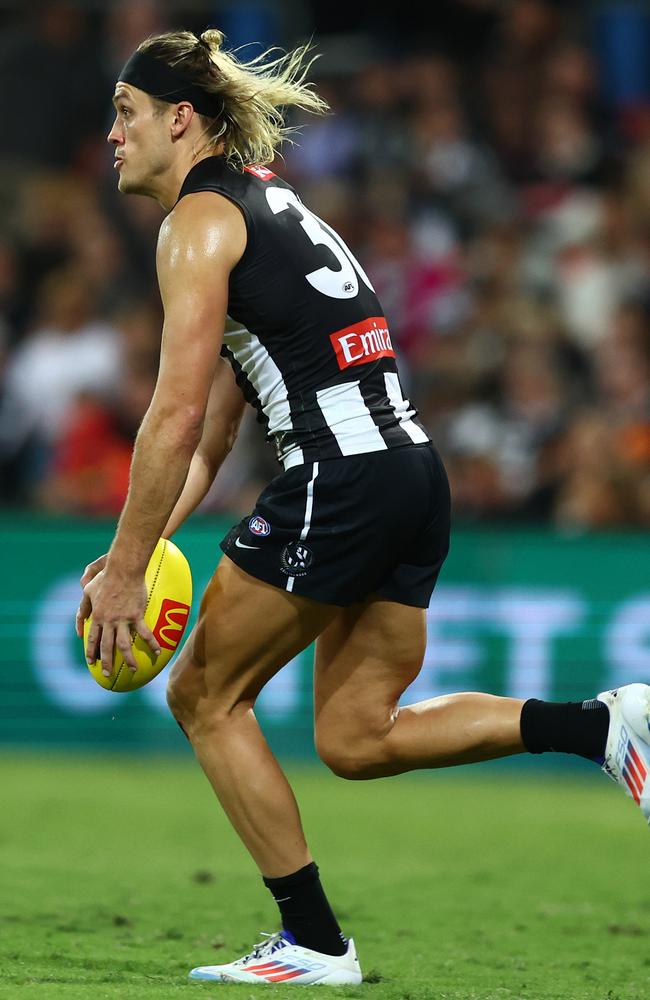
{"left": 75, "top": 554, "right": 108, "bottom": 638}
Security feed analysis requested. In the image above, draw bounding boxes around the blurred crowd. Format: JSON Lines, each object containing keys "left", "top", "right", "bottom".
{"left": 1, "top": 0, "right": 649, "bottom": 529}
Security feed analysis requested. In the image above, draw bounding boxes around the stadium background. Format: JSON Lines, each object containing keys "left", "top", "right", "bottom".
{"left": 0, "top": 0, "right": 649, "bottom": 755}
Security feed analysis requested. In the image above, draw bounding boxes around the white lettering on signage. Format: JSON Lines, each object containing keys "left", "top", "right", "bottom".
{"left": 33, "top": 576, "right": 108, "bottom": 711}
{"left": 405, "top": 586, "right": 585, "bottom": 704}
{"left": 256, "top": 654, "right": 302, "bottom": 717}
{"left": 605, "top": 595, "right": 650, "bottom": 690}
{"left": 493, "top": 589, "right": 586, "bottom": 701}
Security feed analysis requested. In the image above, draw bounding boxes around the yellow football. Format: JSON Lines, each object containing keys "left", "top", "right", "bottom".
{"left": 84, "top": 537, "right": 192, "bottom": 692}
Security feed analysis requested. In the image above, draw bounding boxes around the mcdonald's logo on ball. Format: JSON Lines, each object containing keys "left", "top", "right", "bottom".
{"left": 153, "top": 599, "right": 191, "bottom": 650}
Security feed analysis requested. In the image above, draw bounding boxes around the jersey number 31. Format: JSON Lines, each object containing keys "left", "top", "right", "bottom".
{"left": 265, "top": 187, "right": 376, "bottom": 301}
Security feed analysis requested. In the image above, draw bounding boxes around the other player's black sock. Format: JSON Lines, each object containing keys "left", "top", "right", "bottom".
{"left": 520, "top": 698, "right": 609, "bottom": 761}
{"left": 263, "top": 862, "right": 347, "bottom": 956}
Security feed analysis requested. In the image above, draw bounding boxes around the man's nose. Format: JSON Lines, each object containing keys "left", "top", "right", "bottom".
{"left": 107, "top": 119, "right": 123, "bottom": 145}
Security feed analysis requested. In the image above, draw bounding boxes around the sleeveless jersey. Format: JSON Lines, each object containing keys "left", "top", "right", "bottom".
{"left": 176, "top": 157, "right": 429, "bottom": 469}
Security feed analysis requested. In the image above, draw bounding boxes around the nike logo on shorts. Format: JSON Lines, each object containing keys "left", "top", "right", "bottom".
{"left": 235, "top": 537, "right": 260, "bottom": 550}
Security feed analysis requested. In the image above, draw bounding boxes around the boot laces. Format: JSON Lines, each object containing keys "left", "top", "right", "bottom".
{"left": 235, "top": 931, "right": 287, "bottom": 967}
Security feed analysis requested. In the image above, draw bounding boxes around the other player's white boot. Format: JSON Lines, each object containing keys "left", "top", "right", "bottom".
{"left": 598, "top": 684, "right": 650, "bottom": 823}
{"left": 189, "top": 930, "right": 362, "bottom": 984}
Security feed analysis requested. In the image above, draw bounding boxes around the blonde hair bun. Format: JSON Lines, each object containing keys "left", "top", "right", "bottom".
{"left": 199, "top": 29, "right": 224, "bottom": 54}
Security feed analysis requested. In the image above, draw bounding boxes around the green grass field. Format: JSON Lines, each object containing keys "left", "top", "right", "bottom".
{"left": 1, "top": 755, "right": 649, "bottom": 1000}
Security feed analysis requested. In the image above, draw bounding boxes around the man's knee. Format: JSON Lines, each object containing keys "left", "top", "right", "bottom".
{"left": 166, "top": 656, "right": 214, "bottom": 734}
{"left": 166, "top": 667, "right": 196, "bottom": 729}
{"left": 315, "top": 726, "right": 390, "bottom": 781}
{"left": 166, "top": 662, "right": 251, "bottom": 740}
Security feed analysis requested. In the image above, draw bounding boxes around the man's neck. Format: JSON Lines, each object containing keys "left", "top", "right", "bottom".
{"left": 157, "top": 150, "right": 220, "bottom": 212}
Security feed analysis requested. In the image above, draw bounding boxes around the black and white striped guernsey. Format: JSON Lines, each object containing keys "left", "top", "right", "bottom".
{"left": 177, "top": 157, "right": 429, "bottom": 469}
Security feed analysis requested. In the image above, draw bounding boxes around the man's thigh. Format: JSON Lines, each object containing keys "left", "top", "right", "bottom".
{"left": 169, "top": 555, "right": 338, "bottom": 711}
{"left": 314, "top": 597, "right": 427, "bottom": 742}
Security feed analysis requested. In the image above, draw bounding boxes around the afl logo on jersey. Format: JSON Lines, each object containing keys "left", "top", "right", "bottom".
{"left": 280, "top": 541, "right": 314, "bottom": 577}
{"left": 249, "top": 515, "right": 271, "bottom": 537}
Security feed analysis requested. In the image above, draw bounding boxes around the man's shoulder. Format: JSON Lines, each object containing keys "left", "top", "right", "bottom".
{"left": 157, "top": 190, "right": 247, "bottom": 277}
{"left": 162, "top": 188, "right": 245, "bottom": 240}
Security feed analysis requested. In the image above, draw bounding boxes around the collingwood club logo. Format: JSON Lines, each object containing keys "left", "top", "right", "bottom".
{"left": 280, "top": 541, "right": 314, "bottom": 577}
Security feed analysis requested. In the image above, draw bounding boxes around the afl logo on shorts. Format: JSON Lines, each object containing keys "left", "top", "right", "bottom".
{"left": 281, "top": 541, "right": 314, "bottom": 577}
{"left": 249, "top": 515, "right": 271, "bottom": 537}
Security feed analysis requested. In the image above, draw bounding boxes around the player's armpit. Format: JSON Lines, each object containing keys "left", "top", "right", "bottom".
{"left": 152, "top": 190, "right": 248, "bottom": 433}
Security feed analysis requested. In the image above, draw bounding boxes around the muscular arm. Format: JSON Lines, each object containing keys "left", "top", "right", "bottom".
{"left": 162, "top": 355, "right": 246, "bottom": 538}
{"left": 106, "top": 190, "right": 247, "bottom": 578}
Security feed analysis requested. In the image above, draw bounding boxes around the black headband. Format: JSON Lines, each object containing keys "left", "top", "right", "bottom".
{"left": 118, "top": 49, "right": 222, "bottom": 118}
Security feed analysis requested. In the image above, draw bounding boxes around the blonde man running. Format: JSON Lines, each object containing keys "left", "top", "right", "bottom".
{"left": 77, "top": 28, "right": 650, "bottom": 986}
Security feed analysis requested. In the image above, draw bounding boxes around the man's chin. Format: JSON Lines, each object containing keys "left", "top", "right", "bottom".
{"left": 117, "top": 173, "right": 146, "bottom": 196}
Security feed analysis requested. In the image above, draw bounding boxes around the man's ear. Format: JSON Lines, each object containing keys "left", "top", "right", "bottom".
{"left": 171, "top": 102, "right": 195, "bottom": 139}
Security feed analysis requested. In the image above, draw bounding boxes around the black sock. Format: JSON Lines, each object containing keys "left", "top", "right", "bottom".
{"left": 263, "top": 862, "right": 347, "bottom": 956}
{"left": 520, "top": 698, "right": 609, "bottom": 761}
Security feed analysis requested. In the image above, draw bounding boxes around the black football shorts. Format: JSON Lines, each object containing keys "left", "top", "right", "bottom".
{"left": 220, "top": 442, "right": 451, "bottom": 608}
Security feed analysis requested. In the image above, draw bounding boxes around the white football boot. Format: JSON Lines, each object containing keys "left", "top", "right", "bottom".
{"left": 189, "top": 930, "right": 362, "bottom": 985}
{"left": 597, "top": 683, "right": 650, "bottom": 823}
